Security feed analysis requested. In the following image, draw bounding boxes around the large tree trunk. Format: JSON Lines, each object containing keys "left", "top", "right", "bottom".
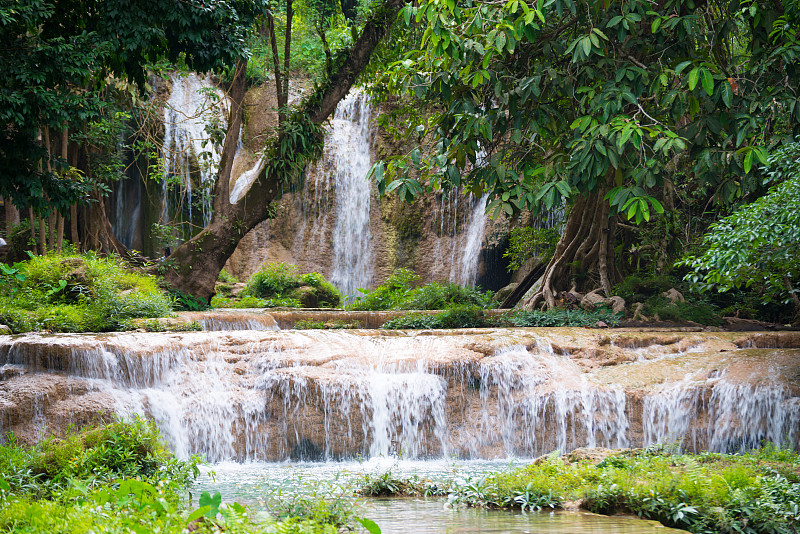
{"left": 163, "top": 0, "right": 406, "bottom": 300}
{"left": 519, "top": 183, "right": 620, "bottom": 310}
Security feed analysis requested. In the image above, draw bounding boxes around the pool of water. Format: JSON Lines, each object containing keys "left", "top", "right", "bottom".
{"left": 193, "top": 459, "right": 687, "bottom": 533}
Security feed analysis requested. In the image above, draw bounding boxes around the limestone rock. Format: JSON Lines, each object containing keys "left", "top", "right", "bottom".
{"left": 0, "top": 324, "right": 11, "bottom": 335}
{"left": 229, "top": 283, "right": 248, "bottom": 297}
{"left": 608, "top": 296, "right": 626, "bottom": 315}
{"left": 581, "top": 290, "right": 625, "bottom": 314}
{"left": 493, "top": 282, "right": 519, "bottom": 303}
{"left": 581, "top": 290, "right": 608, "bottom": 311}
{"left": 632, "top": 302, "right": 649, "bottom": 321}
{"left": 662, "top": 288, "right": 685, "bottom": 304}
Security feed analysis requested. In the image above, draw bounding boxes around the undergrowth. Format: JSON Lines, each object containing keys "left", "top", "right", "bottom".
{"left": 351, "top": 446, "right": 800, "bottom": 534}
{"left": 0, "top": 419, "right": 373, "bottom": 534}
{"left": 0, "top": 252, "right": 173, "bottom": 333}
{"left": 239, "top": 262, "right": 341, "bottom": 308}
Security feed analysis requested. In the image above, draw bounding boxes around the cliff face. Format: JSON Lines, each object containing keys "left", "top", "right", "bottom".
{"left": 224, "top": 90, "right": 512, "bottom": 294}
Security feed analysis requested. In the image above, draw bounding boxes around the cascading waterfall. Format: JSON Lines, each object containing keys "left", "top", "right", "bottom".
{"left": 303, "top": 93, "right": 374, "bottom": 298}
{"left": 3, "top": 328, "right": 798, "bottom": 462}
{"left": 161, "top": 74, "right": 229, "bottom": 239}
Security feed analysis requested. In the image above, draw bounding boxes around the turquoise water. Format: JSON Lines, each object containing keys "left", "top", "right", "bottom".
{"left": 193, "top": 459, "right": 687, "bottom": 533}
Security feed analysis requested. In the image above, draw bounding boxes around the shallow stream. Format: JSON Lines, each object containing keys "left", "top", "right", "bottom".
{"left": 194, "top": 459, "right": 687, "bottom": 533}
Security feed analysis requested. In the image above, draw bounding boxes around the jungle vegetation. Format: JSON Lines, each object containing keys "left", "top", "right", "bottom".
{"left": 1, "top": 0, "right": 798, "bottom": 323}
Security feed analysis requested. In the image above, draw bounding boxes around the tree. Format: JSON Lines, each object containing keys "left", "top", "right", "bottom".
{"left": 367, "top": 0, "right": 800, "bottom": 308}
{"left": 162, "top": 0, "right": 408, "bottom": 300}
{"left": 0, "top": 0, "right": 261, "bottom": 251}
{"left": 679, "top": 142, "right": 800, "bottom": 322}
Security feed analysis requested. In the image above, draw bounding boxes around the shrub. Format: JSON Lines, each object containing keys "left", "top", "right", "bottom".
{"left": 348, "top": 268, "right": 420, "bottom": 310}
{"left": 400, "top": 282, "right": 493, "bottom": 310}
{"left": 503, "top": 227, "right": 560, "bottom": 271}
{"left": 241, "top": 263, "right": 341, "bottom": 308}
{"left": 382, "top": 305, "right": 487, "bottom": 329}
{"left": 245, "top": 262, "right": 302, "bottom": 298}
{"left": 0, "top": 252, "right": 173, "bottom": 333}
{"left": 508, "top": 307, "right": 621, "bottom": 327}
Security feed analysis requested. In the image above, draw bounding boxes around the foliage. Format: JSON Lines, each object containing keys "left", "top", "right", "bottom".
{"left": 679, "top": 143, "right": 800, "bottom": 315}
{"left": 0, "top": 420, "right": 355, "bottom": 534}
{"left": 0, "top": 252, "right": 172, "bottom": 333}
{"left": 613, "top": 274, "right": 723, "bottom": 325}
{"left": 0, "top": 0, "right": 261, "bottom": 214}
{"left": 503, "top": 227, "right": 560, "bottom": 272}
{"left": 508, "top": 307, "right": 621, "bottom": 327}
{"left": 347, "top": 268, "right": 420, "bottom": 310}
{"left": 348, "top": 269, "right": 494, "bottom": 311}
{"left": 437, "top": 446, "right": 800, "bottom": 533}
{"left": 399, "top": 282, "right": 493, "bottom": 310}
{"left": 367, "top": 0, "right": 800, "bottom": 227}
{"left": 241, "top": 262, "right": 341, "bottom": 307}
{"left": 211, "top": 295, "right": 303, "bottom": 308}
{"left": 381, "top": 305, "right": 486, "bottom": 329}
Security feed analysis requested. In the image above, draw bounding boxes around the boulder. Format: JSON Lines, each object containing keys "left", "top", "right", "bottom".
{"left": 662, "top": 288, "right": 685, "bottom": 304}
{"left": 493, "top": 282, "right": 519, "bottom": 303}
{"left": 0, "top": 324, "right": 11, "bottom": 335}
{"left": 632, "top": 302, "right": 649, "bottom": 321}
{"left": 581, "top": 290, "right": 625, "bottom": 314}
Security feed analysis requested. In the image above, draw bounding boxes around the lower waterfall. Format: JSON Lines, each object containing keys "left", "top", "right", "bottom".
{"left": 1, "top": 325, "right": 798, "bottom": 462}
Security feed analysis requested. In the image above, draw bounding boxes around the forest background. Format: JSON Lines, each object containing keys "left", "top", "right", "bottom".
{"left": 1, "top": 0, "right": 799, "bottom": 326}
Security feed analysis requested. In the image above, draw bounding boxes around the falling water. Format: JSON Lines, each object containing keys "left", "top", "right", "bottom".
{"left": 3, "top": 328, "right": 797, "bottom": 462}
{"left": 313, "top": 93, "right": 375, "bottom": 298}
{"left": 161, "top": 74, "right": 229, "bottom": 238}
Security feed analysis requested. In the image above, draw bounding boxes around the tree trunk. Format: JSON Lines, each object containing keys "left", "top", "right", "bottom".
{"left": 163, "top": 0, "right": 407, "bottom": 300}
{"left": 4, "top": 198, "right": 20, "bottom": 228}
{"left": 519, "top": 185, "right": 620, "bottom": 310}
{"left": 28, "top": 207, "right": 38, "bottom": 256}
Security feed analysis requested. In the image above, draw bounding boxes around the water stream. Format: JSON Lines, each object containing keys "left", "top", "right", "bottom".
{"left": 3, "top": 318, "right": 797, "bottom": 532}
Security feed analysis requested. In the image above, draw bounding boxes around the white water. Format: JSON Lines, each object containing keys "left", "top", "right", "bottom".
{"left": 308, "top": 92, "right": 375, "bottom": 298}
{"left": 3, "top": 329, "right": 798, "bottom": 462}
{"left": 162, "top": 74, "right": 229, "bottom": 236}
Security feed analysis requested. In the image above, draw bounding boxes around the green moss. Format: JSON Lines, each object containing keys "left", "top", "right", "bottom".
{"left": 241, "top": 263, "right": 341, "bottom": 308}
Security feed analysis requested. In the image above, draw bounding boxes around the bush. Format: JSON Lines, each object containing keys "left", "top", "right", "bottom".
{"left": 382, "top": 305, "right": 487, "bottom": 329}
{"left": 0, "top": 252, "right": 173, "bottom": 333}
{"left": 348, "top": 269, "right": 494, "bottom": 311}
{"left": 241, "top": 263, "right": 341, "bottom": 308}
{"left": 347, "top": 268, "right": 420, "bottom": 311}
{"left": 400, "top": 282, "right": 493, "bottom": 310}
{"left": 508, "top": 307, "right": 621, "bottom": 327}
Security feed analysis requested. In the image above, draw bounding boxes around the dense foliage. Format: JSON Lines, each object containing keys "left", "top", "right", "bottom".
{"left": 239, "top": 262, "right": 341, "bottom": 308}
{"left": 0, "top": 0, "right": 261, "bottom": 214}
{"left": 0, "top": 419, "right": 349, "bottom": 534}
{"left": 679, "top": 142, "right": 800, "bottom": 319}
{"left": 0, "top": 252, "right": 172, "bottom": 332}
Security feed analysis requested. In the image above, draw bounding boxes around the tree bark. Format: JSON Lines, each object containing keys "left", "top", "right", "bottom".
{"left": 163, "top": 0, "right": 407, "bottom": 300}
{"left": 519, "top": 182, "right": 620, "bottom": 310}
{"left": 28, "top": 207, "right": 38, "bottom": 256}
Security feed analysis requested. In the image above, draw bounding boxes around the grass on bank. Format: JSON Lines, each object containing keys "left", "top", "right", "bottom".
{"left": 0, "top": 252, "right": 173, "bottom": 333}
{"left": 0, "top": 419, "right": 364, "bottom": 534}
{"left": 353, "top": 446, "right": 800, "bottom": 534}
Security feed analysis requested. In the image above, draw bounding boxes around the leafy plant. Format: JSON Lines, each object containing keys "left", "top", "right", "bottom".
{"left": 503, "top": 227, "right": 560, "bottom": 272}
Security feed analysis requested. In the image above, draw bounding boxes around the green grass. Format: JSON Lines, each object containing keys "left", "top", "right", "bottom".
{"left": 507, "top": 307, "right": 622, "bottom": 327}
{"left": 0, "top": 252, "right": 173, "bottom": 333}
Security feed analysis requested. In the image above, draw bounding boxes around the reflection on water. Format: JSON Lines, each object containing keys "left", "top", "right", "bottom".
{"left": 194, "top": 459, "right": 687, "bottom": 534}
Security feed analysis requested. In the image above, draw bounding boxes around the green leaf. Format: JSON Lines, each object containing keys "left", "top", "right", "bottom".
{"left": 744, "top": 150, "right": 754, "bottom": 174}
{"left": 674, "top": 61, "right": 692, "bottom": 75}
{"left": 687, "top": 67, "right": 700, "bottom": 90}
{"left": 358, "top": 517, "right": 382, "bottom": 534}
{"left": 188, "top": 506, "right": 211, "bottom": 522}
{"left": 720, "top": 81, "right": 733, "bottom": 107}
{"left": 700, "top": 68, "right": 714, "bottom": 96}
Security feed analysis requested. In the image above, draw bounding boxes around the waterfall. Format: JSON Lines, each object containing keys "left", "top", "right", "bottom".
{"left": 161, "top": 74, "right": 229, "bottom": 240}
{"left": 305, "top": 93, "right": 374, "bottom": 298}
{"left": 3, "top": 329, "right": 798, "bottom": 462}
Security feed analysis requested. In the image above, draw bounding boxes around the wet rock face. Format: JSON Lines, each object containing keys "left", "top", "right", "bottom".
{"left": 1, "top": 328, "right": 799, "bottom": 460}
